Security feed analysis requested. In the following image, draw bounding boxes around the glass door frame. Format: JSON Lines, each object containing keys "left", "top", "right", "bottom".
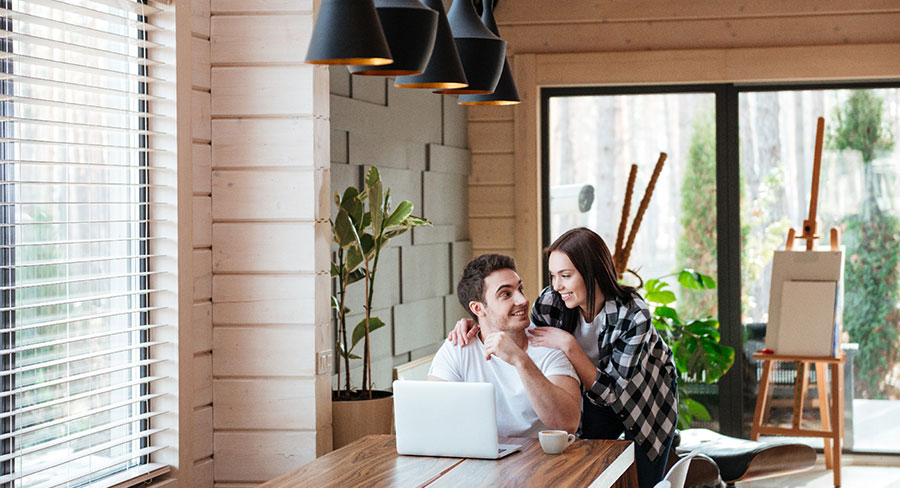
{"left": 540, "top": 80, "right": 900, "bottom": 439}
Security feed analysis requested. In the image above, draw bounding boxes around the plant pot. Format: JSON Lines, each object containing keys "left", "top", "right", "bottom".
{"left": 332, "top": 390, "right": 393, "bottom": 449}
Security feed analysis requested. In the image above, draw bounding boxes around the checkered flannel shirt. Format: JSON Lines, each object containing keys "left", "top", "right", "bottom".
{"left": 530, "top": 286, "right": 678, "bottom": 461}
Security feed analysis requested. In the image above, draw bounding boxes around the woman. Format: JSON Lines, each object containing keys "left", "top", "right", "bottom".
{"left": 449, "top": 227, "right": 678, "bottom": 488}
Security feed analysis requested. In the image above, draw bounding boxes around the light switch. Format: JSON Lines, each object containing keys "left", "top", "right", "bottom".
{"left": 317, "top": 350, "right": 334, "bottom": 375}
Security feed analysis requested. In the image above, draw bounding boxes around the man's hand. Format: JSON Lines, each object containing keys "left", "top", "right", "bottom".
{"left": 483, "top": 331, "right": 526, "bottom": 365}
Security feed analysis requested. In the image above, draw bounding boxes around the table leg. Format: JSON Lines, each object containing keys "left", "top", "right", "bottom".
{"left": 751, "top": 359, "right": 773, "bottom": 441}
{"left": 815, "top": 362, "right": 832, "bottom": 469}
{"left": 830, "top": 362, "right": 843, "bottom": 488}
{"left": 612, "top": 462, "right": 639, "bottom": 488}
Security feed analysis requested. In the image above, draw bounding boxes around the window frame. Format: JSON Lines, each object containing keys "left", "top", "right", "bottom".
{"left": 540, "top": 80, "right": 900, "bottom": 439}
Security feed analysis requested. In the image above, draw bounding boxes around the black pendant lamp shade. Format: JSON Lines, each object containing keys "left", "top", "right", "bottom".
{"left": 348, "top": 0, "right": 439, "bottom": 76}
{"left": 458, "top": 0, "right": 519, "bottom": 105}
{"left": 394, "top": 0, "right": 468, "bottom": 90}
{"left": 305, "top": 0, "right": 393, "bottom": 66}
{"left": 435, "top": 0, "right": 506, "bottom": 95}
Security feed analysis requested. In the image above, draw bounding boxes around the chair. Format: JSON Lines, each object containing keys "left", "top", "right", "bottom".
{"left": 661, "top": 450, "right": 697, "bottom": 488}
{"left": 392, "top": 354, "right": 435, "bottom": 381}
{"left": 678, "top": 428, "right": 816, "bottom": 487}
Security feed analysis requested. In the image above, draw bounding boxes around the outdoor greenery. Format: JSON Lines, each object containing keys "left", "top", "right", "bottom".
{"left": 331, "top": 167, "right": 431, "bottom": 400}
{"left": 829, "top": 90, "right": 900, "bottom": 398}
{"left": 676, "top": 113, "right": 718, "bottom": 320}
{"left": 642, "top": 270, "right": 734, "bottom": 429}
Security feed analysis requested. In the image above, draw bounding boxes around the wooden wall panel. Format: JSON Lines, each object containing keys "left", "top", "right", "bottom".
{"left": 212, "top": 119, "right": 316, "bottom": 168}
{"left": 212, "top": 0, "right": 312, "bottom": 14}
{"left": 213, "top": 326, "right": 315, "bottom": 377}
{"left": 211, "top": 168, "right": 314, "bottom": 220}
{"left": 212, "top": 274, "right": 317, "bottom": 325}
{"left": 192, "top": 143, "right": 212, "bottom": 194}
{"left": 469, "top": 154, "right": 515, "bottom": 186}
{"left": 192, "top": 92, "right": 211, "bottom": 142}
{"left": 212, "top": 222, "right": 319, "bottom": 272}
{"left": 211, "top": 66, "right": 314, "bottom": 116}
{"left": 191, "top": 0, "right": 213, "bottom": 483}
{"left": 210, "top": 15, "right": 312, "bottom": 65}
{"left": 498, "top": 14, "right": 900, "bottom": 55}
{"left": 193, "top": 406, "right": 214, "bottom": 460}
{"left": 193, "top": 249, "right": 213, "bottom": 300}
{"left": 469, "top": 217, "right": 515, "bottom": 250}
{"left": 495, "top": 0, "right": 900, "bottom": 25}
{"left": 193, "top": 353, "right": 213, "bottom": 407}
{"left": 469, "top": 185, "right": 515, "bottom": 218}
{"left": 214, "top": 432, "right": 316, "bottom": 482}
{"left": 468, "top": 121, "right": 514, "bottom": 154}
{"left": 192, "top": 38, "right": 211, "bottom": 90}
{"left": 214, "top": 378, "right": 316, "bottom": 429}
{"left": 193, "top": 302, "right": 213, "bottom": 354}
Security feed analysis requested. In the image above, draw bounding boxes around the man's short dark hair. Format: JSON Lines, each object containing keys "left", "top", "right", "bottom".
{"left": 457, "top": 254, "right": 518, "bottom": 321}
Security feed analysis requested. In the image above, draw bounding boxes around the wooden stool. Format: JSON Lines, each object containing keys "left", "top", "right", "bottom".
{"left": 750, "top": 353, "right": 845, "bottom": 487}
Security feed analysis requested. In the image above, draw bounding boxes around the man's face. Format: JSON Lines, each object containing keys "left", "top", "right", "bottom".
{"left": 472, "top": 268, "right": 530, "bottom": 333}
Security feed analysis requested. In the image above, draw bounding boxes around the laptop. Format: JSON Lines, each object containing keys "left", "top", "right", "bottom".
{"left": 392, "top": 380, "right": 521, "bottom": 459}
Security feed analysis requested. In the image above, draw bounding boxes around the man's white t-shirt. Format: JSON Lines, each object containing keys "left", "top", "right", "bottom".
{"left": 428, "top": 335, "right": 579, "bottom": 437}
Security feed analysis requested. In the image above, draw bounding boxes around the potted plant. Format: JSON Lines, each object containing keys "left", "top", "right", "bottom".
{"left": 642, "top": 269, "right": 734, "bottom": 429}
{"left": 331, "top": 167, "right": 431, "bottom": 448}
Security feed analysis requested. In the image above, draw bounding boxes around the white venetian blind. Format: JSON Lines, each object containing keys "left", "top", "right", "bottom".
{"left": 0, "top": 0, "right": 170, "bottom": 486}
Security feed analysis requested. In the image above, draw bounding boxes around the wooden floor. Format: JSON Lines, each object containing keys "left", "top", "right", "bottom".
{"left": 737, "top": 465, "right": 900, "bottom": 487}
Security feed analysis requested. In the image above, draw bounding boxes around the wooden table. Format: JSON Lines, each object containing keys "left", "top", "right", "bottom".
{"left": 260, "top": 435, "right": 638, "bottom": 488}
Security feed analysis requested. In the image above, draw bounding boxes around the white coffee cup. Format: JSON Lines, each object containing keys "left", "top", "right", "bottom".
{"left": 538, "top": 430, "right": 575, "bottom": 454}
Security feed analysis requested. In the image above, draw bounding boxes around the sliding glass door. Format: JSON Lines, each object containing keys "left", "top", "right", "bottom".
{"left": 739, "top": 87, "right": 900, "bottom": 453}
{"left": 543, "top": 83, "right": 900, "bottom": 452}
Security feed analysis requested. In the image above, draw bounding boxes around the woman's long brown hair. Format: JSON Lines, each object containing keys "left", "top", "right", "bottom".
{"left": 547, "top": 227, "right": 636, "bottom": 318}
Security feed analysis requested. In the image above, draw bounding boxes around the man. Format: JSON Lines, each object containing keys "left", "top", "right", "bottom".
{"left": 428, "top": 254, "right": 581, "bottom": 437}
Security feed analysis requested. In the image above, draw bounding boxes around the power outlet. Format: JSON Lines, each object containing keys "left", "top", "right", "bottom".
{"left": 316, "top": 350, "right": 334, "bottom": 375}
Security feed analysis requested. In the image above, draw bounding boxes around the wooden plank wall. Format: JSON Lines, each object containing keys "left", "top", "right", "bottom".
{"left": 207, "top": 0, "right": 331, "bottom": 486}
{"left": 329, "top": 67, "right": 472, "bottom": 390}
{"left": 469, "top": 0, "right": 900, "bottom": 296}
{"left": 190, "top": 0, "right": 214, "bottom": 486}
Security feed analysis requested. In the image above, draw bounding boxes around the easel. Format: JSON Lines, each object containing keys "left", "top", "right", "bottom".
{"left": 750, "top": 117, "right": 846, "bottom": 487}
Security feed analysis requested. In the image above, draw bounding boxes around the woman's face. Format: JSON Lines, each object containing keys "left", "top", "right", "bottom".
{"left": 548, "top": 250, "right": 588, "bottom": 312}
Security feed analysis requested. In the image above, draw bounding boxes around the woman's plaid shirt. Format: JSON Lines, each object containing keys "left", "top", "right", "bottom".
{"left": 530, "top": 286, "right": 678, "bottom": 461}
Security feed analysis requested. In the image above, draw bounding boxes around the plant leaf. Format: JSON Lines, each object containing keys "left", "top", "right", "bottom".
{"left": 384, "top": 200, "right": 414, "bottom": 229}
{"left": 333, "top": 208, "right": 356, "bottom": 248}
{"left": 405, "top": 215, "right": 432, "bottom": 227}
{"left": 346, "top": 268, "right": 366, "bottom": 285}
{"left": 685, "top": 397, "right": 712, "bottom": 421}
{"left": 350, "top": 316, "right": 386, "bottom": 351}
{"left": 645, "top": 290, "right": 676, "bottom": 305}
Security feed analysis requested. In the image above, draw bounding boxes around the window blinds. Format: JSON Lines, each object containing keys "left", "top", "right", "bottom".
{"left": 0, "top": 0, "right": 169, "bottom": 486}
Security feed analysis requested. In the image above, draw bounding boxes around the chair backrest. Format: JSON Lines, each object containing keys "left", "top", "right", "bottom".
{"left": 653, "top": 481, "right": 671, "bottom": 488}
{"left": 663, "top": 451, "right": 697, "bottom": 488}
{"left": 392, "top": 354, "right": 435, "bottom": 382}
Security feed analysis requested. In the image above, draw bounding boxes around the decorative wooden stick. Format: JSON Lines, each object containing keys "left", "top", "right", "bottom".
{"left": 620, "top": 152, "right": 667, "bottom": 274}
{"left": 614, "top": 164, "right": 638, "bottom": 274}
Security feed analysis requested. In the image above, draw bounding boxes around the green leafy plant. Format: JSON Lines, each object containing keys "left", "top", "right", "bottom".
{"left": 642, "top": 269, "right": 735, "bottom": 429}
{"left": 331, "top": 167, "right": 431, "bottom": 400}
{"left": 828, "top": 90, "right": 900, "bottom": 398}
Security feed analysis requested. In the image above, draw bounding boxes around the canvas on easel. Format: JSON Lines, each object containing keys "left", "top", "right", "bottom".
{"left": 765, "top": 251, "right": 843, "bottom": 356}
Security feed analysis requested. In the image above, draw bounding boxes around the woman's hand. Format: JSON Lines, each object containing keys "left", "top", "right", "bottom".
{"left": 447, "top": 318, "right": 479, "bottom": 346}
{"left": 528, "top": 327, "right": 576, "bottom": 355}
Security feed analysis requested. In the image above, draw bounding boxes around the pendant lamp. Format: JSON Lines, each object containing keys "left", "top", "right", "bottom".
{"left": 305, "top": 0, "right": 392, "bottom": 66}
{"left": 458, "top": 0, "right": 519, "bottom": 105}
{"left": 435, "top": 0, "right": 506, "bottom": 95}
{"left": 348, "top": 0, "right": 439, "bottom": 76}
{"left": 394, "top": 0, "right": 468, "bottom": 90}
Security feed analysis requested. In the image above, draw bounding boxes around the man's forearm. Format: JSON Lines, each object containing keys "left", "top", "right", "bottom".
{"left": 513, "top": 356, "right": 580, "bottom": 433}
